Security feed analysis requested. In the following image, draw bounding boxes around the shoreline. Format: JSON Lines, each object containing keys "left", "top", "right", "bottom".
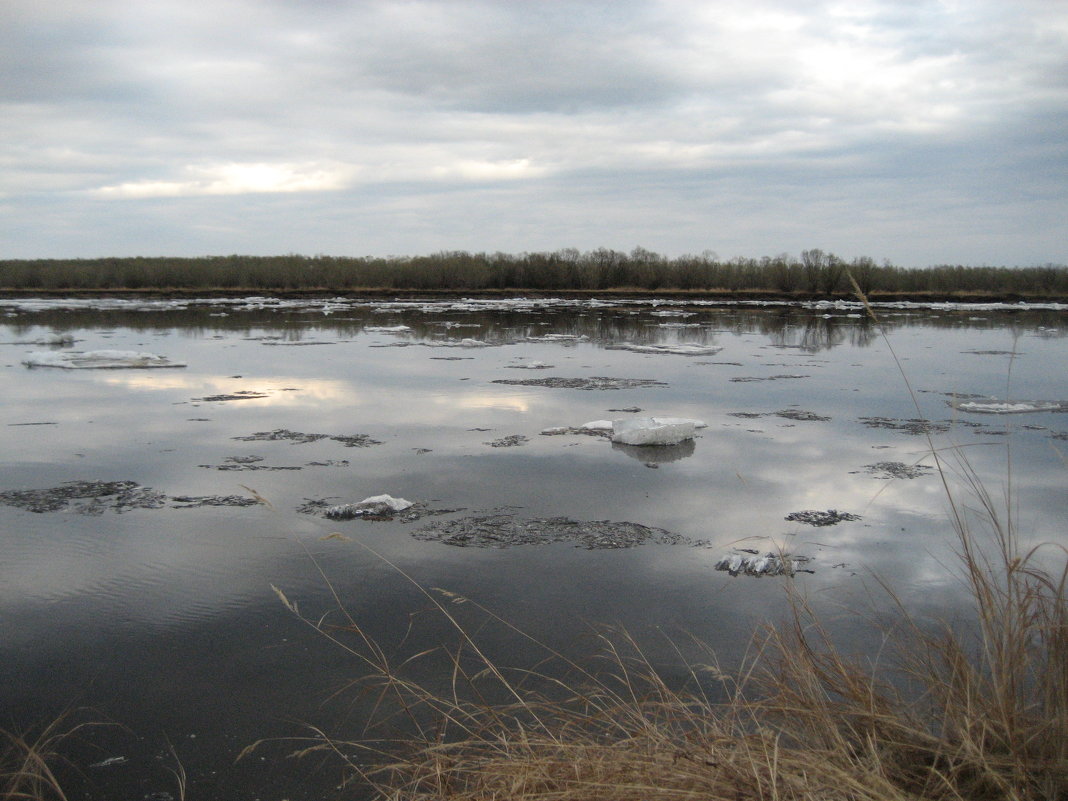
{"left": 3, "top": 286, "right": 1067, "bottom": 304}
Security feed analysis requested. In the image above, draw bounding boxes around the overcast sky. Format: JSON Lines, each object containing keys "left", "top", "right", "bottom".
{"left": 3, "top": 0, "right": 1066, "bottom": 266}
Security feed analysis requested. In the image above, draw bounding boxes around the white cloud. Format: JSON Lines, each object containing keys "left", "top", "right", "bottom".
{"left": 90, "top": 162, "right": 358, "bottom": 198}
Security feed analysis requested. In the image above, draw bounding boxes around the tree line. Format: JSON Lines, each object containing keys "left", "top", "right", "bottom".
{"left": 2, "top": 249, "right": 1066, "bottom": 295}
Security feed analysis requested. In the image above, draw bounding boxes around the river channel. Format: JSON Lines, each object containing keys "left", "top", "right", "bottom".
{"left": 1, "top": 295, "right": 1065, "bottom": 800}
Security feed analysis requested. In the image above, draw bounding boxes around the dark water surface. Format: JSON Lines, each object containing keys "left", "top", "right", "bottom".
{"left": 1, "top": 296, "right": 1066, "bottom": 800}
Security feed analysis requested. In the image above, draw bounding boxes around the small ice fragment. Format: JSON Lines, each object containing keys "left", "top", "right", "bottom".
{"left": 90, "top": 756, "right": 128, "bottom": 769}
{"left": 950, "top": 399, "right": 1068, "bottom": 414}
{"left": 578, "top": 420, "right": 614, "bottom": 431}
{"left": 611, "top": 417, "right": 696, "bottom": 446}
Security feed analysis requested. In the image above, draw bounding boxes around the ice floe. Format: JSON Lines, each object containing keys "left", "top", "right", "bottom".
{"left": 611, "top": 417, "right": 696, "bottom": 446}
{"left": 492, "top": 376, "right": 667, "bottom": 390}
{"left": 542, "top": 417, "right": 705, "bottom": 443}
{"left": 606, "top": 343, "right": 723, "bottom": 356}
{"left": 714, "top": 552, "right": 808, "bottom": 577}
{"left": 7, "top": 332, "right": 75, "bottom": 346}
{"left": 21, "top": 349, "right": 187, "bottom": 369}
{"left": 949, "top": 399, "right": 1068, "bottom": 414}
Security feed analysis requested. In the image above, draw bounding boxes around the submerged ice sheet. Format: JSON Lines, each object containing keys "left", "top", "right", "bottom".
{"left": 22, "top": 349, "right": 187, "bottom": 369}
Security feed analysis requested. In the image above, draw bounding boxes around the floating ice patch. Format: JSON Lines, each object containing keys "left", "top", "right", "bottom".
{"left": 8, "top": 332, "right": 75, "bottom": 346}
{"left": 948, "top": 399, "right": 1068, "bottom": 414}
{"left": 505, "top": 360, "right": 554, "bottom": 369}
{"left": 714, "top": 552, "right": 807, "bottom": 577}
{"left": 611, "top": 417, "right": 696, "bottom": 446}
{"left": 22, "top": 350, "right": 186, "bottom": 369}
{"left": 730, "top": 374, "right": 810, "bottom": 382}
{"left": 364, "top": 325, "right": 411, "bottom": 333}
{"left": 492, "top": 376, "right": 667, "bottom": 390}
{"left": 606, "top": 343, "right": 723, "bottom": 356}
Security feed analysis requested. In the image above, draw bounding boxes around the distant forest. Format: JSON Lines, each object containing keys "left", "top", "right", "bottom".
{"left": 2, "top": 249, "right": 1067, "bottom": 296}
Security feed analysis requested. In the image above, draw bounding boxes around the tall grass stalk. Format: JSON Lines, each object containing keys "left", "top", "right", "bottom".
{"left": 0, "top": 717, "right": 80, "bottom": 801}
{"left": 263, "top": 278, "right": 1066, "bottom": 800}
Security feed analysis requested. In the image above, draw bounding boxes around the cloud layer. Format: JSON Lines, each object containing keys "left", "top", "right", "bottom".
{"left": 3, "top": 0, "right": 1067, "bottom": 264}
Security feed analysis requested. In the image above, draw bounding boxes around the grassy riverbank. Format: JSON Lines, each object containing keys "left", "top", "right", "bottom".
{"left": 3, "top": 250, "right": 1067, "bottom": 298}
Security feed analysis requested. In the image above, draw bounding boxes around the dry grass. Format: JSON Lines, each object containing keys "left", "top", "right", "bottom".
{"left": 0, "top": 717, "right": 80, "bottom": 801}
{"left": 267, "top": 494, "right": 1066, "bottom": 801}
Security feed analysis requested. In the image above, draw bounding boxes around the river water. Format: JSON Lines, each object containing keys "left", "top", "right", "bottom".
{"left": 1, "top": 296, "right": 1065, "bottom": 800}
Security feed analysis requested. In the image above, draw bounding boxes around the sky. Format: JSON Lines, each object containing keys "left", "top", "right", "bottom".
{"left": 2, "top": 0, "right": 1067, "bottom": 266}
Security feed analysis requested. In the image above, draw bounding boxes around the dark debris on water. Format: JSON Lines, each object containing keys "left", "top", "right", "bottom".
{"left": 233, "top": 429, "right": 382, "bottom": 447}
{"left": 785, "top": 509, "right": 862, "bottom": 526}
{"left": 0, "top": 481, "right": 262, "bottom": 513}
{"left": 490, "top": 376, "right": 667, "bottom": 391}
{"left": 412, "top": 512, "right": 704, "bottom": 549}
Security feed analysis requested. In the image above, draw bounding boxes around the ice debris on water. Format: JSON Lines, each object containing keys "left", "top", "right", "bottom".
{"left": 541, "top": 420, "right": 614, "bottom": 437}
{"left": 89, "top": 756, "right": 128, "bottom": 769}
{"left": 323, "top": 494, "right": 414, "bottom": 520}
{"left": 22, "top": 350, "right": 186, "bottom": 369}
{"left": 714, "top": 552, "right": 807, "bottom": 577}
{"left": 606, "top": 343, "right": 723, "bottom": 356}
{"left": 611, "top": 417, "right": 696, "bottom": 446}
{"left": 493, "top": 376, "right": 668, "bottom": 391}
{"left": 14, "top": 332, "right": 75, "bottom": 346}
{"left": 948, "top": 398, "right": 1068, "bottom": 414}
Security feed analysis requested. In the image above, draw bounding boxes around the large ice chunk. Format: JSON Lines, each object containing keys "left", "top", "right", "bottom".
{"left": 22, "top": 349, "right": 187, "bottom": 369}
{"left": 611, "top": 417, "right": 696, "bottom": 446}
